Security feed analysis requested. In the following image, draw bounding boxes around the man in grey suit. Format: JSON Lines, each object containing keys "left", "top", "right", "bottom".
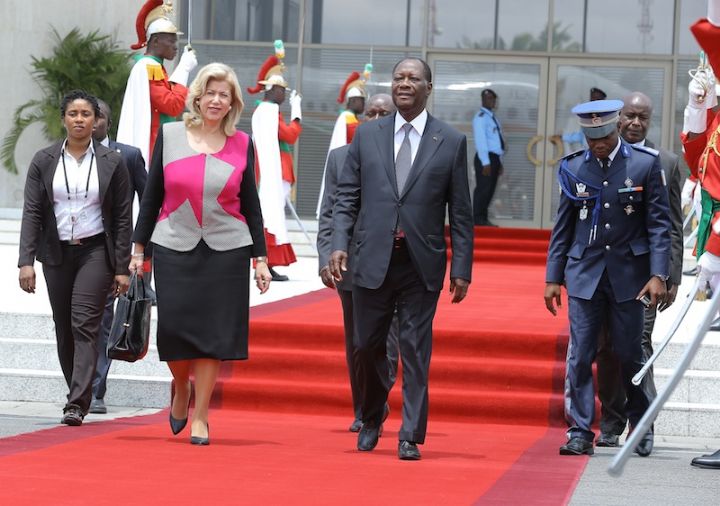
{"left": 329, "top": 58, "right": 474, "bottom": 460}
{"left": 317, "top": 94, "right": 400, "bottom": 433}
{"left": 594, "top": 92, "right": 683, "bottom": 452}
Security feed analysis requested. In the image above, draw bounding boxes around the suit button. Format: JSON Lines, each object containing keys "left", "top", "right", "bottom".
{"left": 604, "top": 223, "right": 610, "bottom": 229}
{"left": 629, "top": 195, "right": 634, "bottom": 201}
{"left": 603, "top": 181, "right": 609, "bottom": 187}
{"left": 605, "top": 245, "right": 611, "bottom": 251}
{"left": 397, "top": 203, "right": 402, "bottom": 207}
{"left": 604, "top": 202, "right": 610, "bottom": 209}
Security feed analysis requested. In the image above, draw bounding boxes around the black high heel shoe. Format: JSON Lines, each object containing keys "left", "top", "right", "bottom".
{"left": 169, "top": 381, "right": 191, "bottom": 435}
{"left": 190, "top": 423, "right": 210, "bottom": 446}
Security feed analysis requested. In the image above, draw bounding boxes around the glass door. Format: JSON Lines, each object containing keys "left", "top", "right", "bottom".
{"left": 428, "top": 54, "right": 549, "bottom": 228}
{"left": 542, "top": 58, "right": 673, "bottom": 227}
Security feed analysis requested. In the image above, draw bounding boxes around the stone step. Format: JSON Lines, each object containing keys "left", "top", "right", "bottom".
{"left": 655, "top": 402, "right": 720, "bottom": 438}
{"left": 0, "top": 368, "right": 170, "bottom": 408}
{"left": 0, "top": 338, "right": 169, "bottom": 377}
{"left": 0, "top": 312, "right": 157, "bottom": 340}
{"left": 655, "top": 368, "right": 720, "bottom": 405}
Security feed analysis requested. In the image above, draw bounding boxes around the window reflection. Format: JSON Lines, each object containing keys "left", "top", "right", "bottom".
{"left": 585, "top": 0, "right": 673, "bottom": 54}
{"left": 179, "top": 0, "right": 300, "bottom": 42}
{"left": 430, "top": 0, "right": 495, "bottom": 48}
{"left": 497, "top": 0, "right": 550, "bottom": 51}
{"left": 552, "top": 0, "right": 584, "bottom": 52}
{"left": 304, "top": 0, "right": 422, "bottom": 45}
{"left": 678, "top": 0, "right": 706, "bottom": 55}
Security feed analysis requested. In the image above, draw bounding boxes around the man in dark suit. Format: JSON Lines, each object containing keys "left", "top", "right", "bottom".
{"left": 317, "top": 93, "right": 400, "bottom": 433}
{"left": 545, "top": 99, "right": 671, "bottom": 457}
{"left": 329, "top": 58, "right": 474, "bottom": 460}
{"left": 594, "top": 92, "right": 683, "bottom": 452}
{"left": 88, "top": 99, "right": 147, "bottom": 414}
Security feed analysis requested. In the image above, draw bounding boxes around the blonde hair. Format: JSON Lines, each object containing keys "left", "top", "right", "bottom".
{"left": 183, "top": 62, "right": 244, "bottom": 136}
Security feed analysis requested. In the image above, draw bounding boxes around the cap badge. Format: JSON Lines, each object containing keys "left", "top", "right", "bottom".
{"left": 624, "top": 177, "right": 633, "bottom": 188}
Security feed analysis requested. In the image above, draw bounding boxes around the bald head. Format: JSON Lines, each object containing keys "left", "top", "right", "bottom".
{"left": 619, "top": 91, "right": 653, "bottom": 144}
{"left": 365, "top": 93, "right": 396, "bottom": 121}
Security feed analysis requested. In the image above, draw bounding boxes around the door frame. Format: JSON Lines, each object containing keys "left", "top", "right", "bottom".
{"left": 541, "top": 57, "right": 674, "bottom": 227}
{"left": 427, "top": 52, "right": 550, "bottom": 228}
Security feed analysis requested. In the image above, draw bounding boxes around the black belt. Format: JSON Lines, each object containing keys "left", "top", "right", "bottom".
{"left": 59, "top": 232, "right": 105, "bottom": 246}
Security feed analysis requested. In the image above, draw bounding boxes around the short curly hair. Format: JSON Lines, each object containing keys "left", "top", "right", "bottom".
{"left": 60, "top": 90, "right": 100, "bottom": 118}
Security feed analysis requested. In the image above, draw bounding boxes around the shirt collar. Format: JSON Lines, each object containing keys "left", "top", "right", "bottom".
{"left": 631, "top": 138, "right": 646, "bottom": 147}
{"left": 100, "top": 136, "right": 110, "bottom": 148}
{"left": 394, "top": 109, "right": 428, "bottom": 137}
{"left": 61, "top": 138, "right": 95, "bottom": 158}
{"left": 597, "top": 138, "right": 622, "bottom": 165}
{"left": 481, "top": 106, "right": 494, "bottom": 116}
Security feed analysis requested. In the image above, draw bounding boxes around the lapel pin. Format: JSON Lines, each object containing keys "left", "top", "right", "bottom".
{"left": 432, "top": 136, "right": 438, "bottom": 141}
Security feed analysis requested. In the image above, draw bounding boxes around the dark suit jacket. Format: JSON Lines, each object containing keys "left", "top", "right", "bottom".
{"left": 546, "top": 141, "right": 671, "bottom": 302}
{"left": 317, "top": 145, "right": 352, "bottom": 291}
{"left": 645, "top": 139, "right": 683, "bottom": 286}
{"left": 332, "top": 112, "right": 474, "bottom": 292}
{"left": 108, "top": 140, "right": 146, "bottom": 202}
{"left": 18, "top": 140, "right": 132, "bottom": 275}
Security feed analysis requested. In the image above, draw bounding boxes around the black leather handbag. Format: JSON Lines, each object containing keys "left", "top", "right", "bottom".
{"left": 107, "top": 272, "right": 152, "bottom": 362}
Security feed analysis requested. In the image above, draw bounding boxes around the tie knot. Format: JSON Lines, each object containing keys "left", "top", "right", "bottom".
{"left": 402, "top": 123, "right": 413, "bottom": 135}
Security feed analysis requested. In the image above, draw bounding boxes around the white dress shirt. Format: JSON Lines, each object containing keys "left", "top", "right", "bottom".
{"left": 52, "top": 140, "right": 104, "bottom": 241}
{"left": 393, "top": 109, "right": 428, "bottom": 166}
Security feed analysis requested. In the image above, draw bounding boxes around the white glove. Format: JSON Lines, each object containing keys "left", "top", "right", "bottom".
{"left": 169, "top": 46, "right": 198, "bottom": 86}
{"left": 707, "top": 69, "right": 718, "bottom": 109}
{"left": 289, "top": 90, "right": 302, "bottom": 121}
{"left": 698, "top": 250, "right": 720, "bottom": 285}
{"left": 684, "top": 70, "right": 710, "bottom": 132}
{"left": 681, "top": 178, "right": 698, "bottom": 208}
{"left": 709, "top": 0, "right": 720, "bottom": 27}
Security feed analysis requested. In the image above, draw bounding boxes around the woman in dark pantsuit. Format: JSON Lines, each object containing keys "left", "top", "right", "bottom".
{"left": 18, "top": 90, "right": 132, "bottom": 426}
{"left": 131, "top": 63, "right": 271, "bottom": 445}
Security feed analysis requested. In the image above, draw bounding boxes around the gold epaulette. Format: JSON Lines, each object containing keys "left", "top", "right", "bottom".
{"left": 146, "top": 62, "right": 165, "bottom": 81}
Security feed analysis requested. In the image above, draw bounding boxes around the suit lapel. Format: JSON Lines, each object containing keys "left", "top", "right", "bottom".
{"left": 95, "top": 141, "right": 113, "bottom": 204}
{"left": 42, "top": 142, "right": 63, "bottom": 203}
{"left": 373, "top": 115, "right": 399, "bottom": 197}
{"left": 400, "top": 114, "right": 444, "bottom": 198}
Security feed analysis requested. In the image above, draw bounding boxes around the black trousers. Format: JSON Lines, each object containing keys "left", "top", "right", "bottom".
{"left": 92, "top": 290, "right": 116, "bottom": 400}
{"left": 43, "top": 239, "right": 113, "bottom": 414}
{"left": 338, "top": 288, "right": 399, "bottom": 420}
{"left": 352, "top": 240, "right": 440, "bottom": 444}
{"left": 596, "top": 306, "right": 658, "bottom": 435}
{"left": 473, "top": 152, "right": 502, "bottom": 224}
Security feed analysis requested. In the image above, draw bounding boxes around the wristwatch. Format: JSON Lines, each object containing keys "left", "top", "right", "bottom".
{"left": 653, "top": 274, "right": 669, "bottom": 282}
{"left": 255, "top": 256, "right": 268, "bottom": 264}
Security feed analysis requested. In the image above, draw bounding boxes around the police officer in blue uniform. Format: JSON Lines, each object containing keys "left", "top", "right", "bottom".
{"left": 544, "top": 99, "right": 671, "bottom": 456}
{"left": 472, "top": 89, "right": 505, "bottom": 226}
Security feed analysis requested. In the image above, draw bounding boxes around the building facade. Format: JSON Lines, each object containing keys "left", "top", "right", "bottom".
{"left": 0, "top": 0, "right": 705, "bottom": 228}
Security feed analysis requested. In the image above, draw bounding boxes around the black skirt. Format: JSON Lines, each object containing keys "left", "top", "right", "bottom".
{"left": 153, "top": 240, "right": 251, "bottom": 361}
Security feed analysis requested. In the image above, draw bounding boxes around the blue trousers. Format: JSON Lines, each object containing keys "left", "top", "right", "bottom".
{"left": 565, "top": 271, "right": 649, "bottom": 441}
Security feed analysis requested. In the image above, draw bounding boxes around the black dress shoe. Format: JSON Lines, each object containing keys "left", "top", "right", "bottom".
{"left": 169, "top": 381, "right": 191, "bottom": 435}
{"left": 559, "top": 437, "right": 594, "bottom": 455}
{"left": 349, "top": 419, "right": 363, "bottom": 432}
{"left": 270, "top": 268, "right": 289, "bottom": 282}
{"left": 596, "top": 432, "right": 619, "bottom": 447}
{"left": 190, "top": 423, "right": 210, "bottom": 446}
{"left": 357, "top": 424, "right": 380, "bottom": 451}
{"left": 691, "top": 449, "right": 720, "bottom": 469}
{"left": 634, "top": 430, "right": 654, "bottom": 457}
{"left": 89, "top": 397, "right": 107, "bottom": 414}
{"left": 710, "top": 316, "right": 720, "bottom": 332}
{"left": 61, "top": 406, "right": 84, "bottom": 426}
{"left": 683, "top": 266, "right": 699, "bottom": 276}
{"left": 398, "top": 440, "right": 421, "bottom": 460}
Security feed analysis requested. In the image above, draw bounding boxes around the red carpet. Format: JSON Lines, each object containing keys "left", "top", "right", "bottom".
{"left": 0, "top": 227, "right": 587, "bottom": 504}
